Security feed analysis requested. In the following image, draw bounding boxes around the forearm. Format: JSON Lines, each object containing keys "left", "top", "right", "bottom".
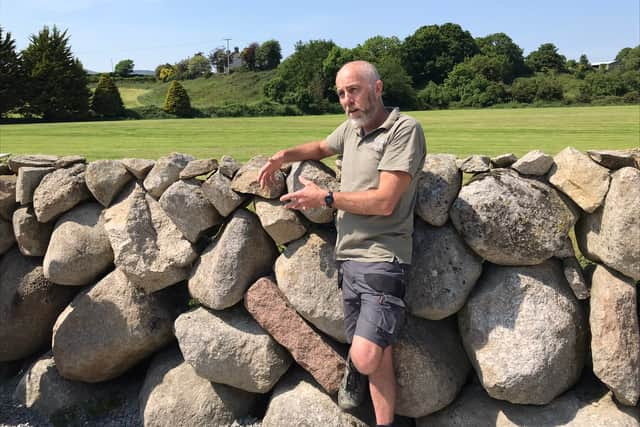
{"left": 272, "top": 140, "right": 333, "bottom": 163}
{"left": 333, "top": 189, "right": 396, "bottom": 216}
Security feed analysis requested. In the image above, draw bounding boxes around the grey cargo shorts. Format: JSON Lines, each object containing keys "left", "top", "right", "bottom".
{"left": 338, "top": 259, "right": 409, "bottom": 349}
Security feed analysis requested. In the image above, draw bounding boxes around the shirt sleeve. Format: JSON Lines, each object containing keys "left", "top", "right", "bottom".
{"left": 378, "top": 118, "right": 426, "bottom": 178}
{"left": 325, "top": 120, "right": 349, "bottom": 155}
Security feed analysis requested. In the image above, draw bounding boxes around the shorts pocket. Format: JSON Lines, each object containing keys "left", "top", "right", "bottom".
{"left": 363, "top": 270, "right": 406, "bottom": 299}
{"left": 361, "top": 293, "right": 406, "bottom": 336}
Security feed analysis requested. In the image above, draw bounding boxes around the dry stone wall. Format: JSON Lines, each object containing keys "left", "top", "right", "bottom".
{"left": 0, "top": 148, "right": 639, "bottom": 426}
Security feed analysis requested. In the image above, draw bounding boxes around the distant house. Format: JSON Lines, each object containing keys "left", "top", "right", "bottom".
{"left": 591, "top": 60, "right": 619, "bottom": 71}
{"left": 226, "top": 47, "right": 244, "bottom": 72}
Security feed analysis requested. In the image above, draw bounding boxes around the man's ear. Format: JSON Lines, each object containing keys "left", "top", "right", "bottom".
{"left": 375, "top": 79, "right": 383, "bottom": 97}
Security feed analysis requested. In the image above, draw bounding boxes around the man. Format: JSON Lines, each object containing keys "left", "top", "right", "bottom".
{"left": 258, "top": 60, "right": 426, "bottom": 427}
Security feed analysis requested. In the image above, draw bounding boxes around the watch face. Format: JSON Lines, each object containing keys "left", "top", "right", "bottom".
{"left": 325, "top": 192, "right": 334, "bottom": 207}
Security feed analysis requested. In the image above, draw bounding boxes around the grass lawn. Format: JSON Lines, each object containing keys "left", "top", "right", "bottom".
{"left": 0, "top": 105, "right": 638, "bottom": 162}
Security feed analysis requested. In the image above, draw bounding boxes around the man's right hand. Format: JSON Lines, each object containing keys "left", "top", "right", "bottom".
{"left": 258, "top": 151, "right": 285, "bottom": 189}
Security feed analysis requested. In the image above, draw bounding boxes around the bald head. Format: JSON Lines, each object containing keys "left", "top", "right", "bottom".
{"left": 336, "top": 60, "right": 381, "bottom": 86}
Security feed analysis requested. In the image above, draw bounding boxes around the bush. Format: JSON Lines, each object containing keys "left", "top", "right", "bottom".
{"left": 623, "top": 90, "right": 640, "bottom": 104}
{"left": 418, "top": 82, "right": 451, "bottom": 109}
{"left": 163, "top": 81, "right": 192, "bottom": 117}
{"left": 535, "top": 76, "right": 563, "bottom": 101}
{"left": 511, "top": 78, "right": 538, "bottom": 103}
{"left": 90, "top": 74, "right": 125, "bottom": 117}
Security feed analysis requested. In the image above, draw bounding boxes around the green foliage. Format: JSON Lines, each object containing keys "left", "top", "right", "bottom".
{"left": 616, "top": 45, "right": 640, "bottom": 71}
{"left": 20, "top": 25, "right": 89, "bottom": 120}
{"left": 511, "top": 77, "right": 539, "bottom": 103}
{"left": 114, "top": 59, "right": 134, "bottom": 76}
{"left": 241, "top": 42, "right": 259, "bottom": 71}
{"left": 418, "top": 82, "right": 451, "bottom": 109}
{"left": 255, "top": 40, "right": 282, "bottom": 70}
{"left": 476, "top": 33, "right": 529, "bottom": 81}
{"left": 534, "top": 75, "right": 564, "bottom": 101}
{"left": 188, "top": 53, "right": 211, "bottom": 78}
{"left": 208, "top": 48, "right": 226, "bottom": 74}
{"left": 445, "top": 61, "right": 507, "bottom": 107}
{"left": 526, "top": 43, "right": 567, "bottom": 73}
{"left": 354, "top": 35, "right": 403, "bottom": 62}
{"left": 0, "top": 26, "right": 24, "bottom": 116}
{"left": 90, "top": 74, "right": 125, "bottom": 117}
{"left": 163, "top": 81, "right": 192, "bottom": 116}
{"left": 402, "top": 23, "right": 479, "bottom": 86}
{"left": 375, "top": 58, "right": 417, "bottom": 108}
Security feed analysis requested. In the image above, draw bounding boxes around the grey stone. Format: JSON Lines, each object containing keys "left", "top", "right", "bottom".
{"left": 491, "top": 153, "right": 518, "bottom": 168}
{"left": 576, "top": 167, "right": 640, "bottom": 281}
{"left": 159, "top": 180, "right": 222, "bottom": 243}
{"left": 12, "top": 206, "right": 54, "bottom": 257}
{"left": 460, "top": 155, "right": 491, "bottom": 173}
{"left": 450, "top": 169, "right": 577, "bottom": 265}
{"left": 0, "top": 248, "right": 76, "bottom": 362}
{"left": 0, "top": 163, "right": 11, "bottom": 175}
{"left": 407, "top": 220, "right": 483, "bottom": 320}
{"left": 286, "top": 160, "right": 338, "bottom": 224}
{"left": 33, "top": 164, "right": 91, "bottom": 223}
{"left": 394, "top": 315, "right": 471, "bottom": 418}
{"left": 179, "top": 158, "right": 218, "bottom": 179}
{"left": 588, "top": 149, "right": 638, "bottom": 170}
{"left": 254, "top": 197, "right": 306, "bottom": 245}
{"left": 415, "top": 154, "right": 461, "bottom": 226}
{"left": 555, "top": 235, "right": 576, "bottom": 258}
{"left": 458, "top": 260, "right": 587, "bottom": 405}
{"left": 0, "top": 218, "right": 15, "bottom": 256}
{"left": 188, "top": 209, "right": 277, "bottom": 309}
{"left": 175, "top": 306, "right": 292, "bottom": 393}
{"left": 511, "top": 149, "right": 554, "bottom": 175}
{"left": 218, "top": 155, "right": 241, "bottom": 178}
{"left": 231, "top": 155, "right": 285, "bottom": 199}
{"left": 52, "top": 268, "right": 176, "bottom": 382}
{"left": 563, "top": 256, "right": 590, "bottom": 300}
{"left": 274, "top": 230, "right": 345, "bottom": 343}
{"left": 54, "top": 155, "right": 85, "bottom": 169}
{"left": 139, "top": 346, "right": 258, "bottom": 427}
{"left": 590, "top": 265, "right": 640, "bottom": 406}
{"left": 548, "top": 146, "right": 611, "bottom": 213}
{"left": 104, "top": 183, "right": 197, "bottom": 293}
{"left": 85, "top": 160, "right": 132, "bottom": 207}
{"left": 143, "top": 152, "right": 194, "bottom": 198}
{"left": 0, "top": 175, "right": 17, "bottom": 220}
{"left": 121, "top": 158, "right": 155, "bottom": 180}
{"left": 16, "top": 167, "right": 54, "bottom": 206}
{"left": 9, "top": 154, "right": 58, "bottom": 172}
{"left": 201, "top": 171, "right": 246, "bottom": 217}
{"left": 44, "top": 203, "right": 114, "bottom": 286}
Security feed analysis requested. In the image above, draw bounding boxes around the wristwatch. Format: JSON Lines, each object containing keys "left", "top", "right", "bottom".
{"left": 324, "top": 191, "right": 334, "bottom": 208}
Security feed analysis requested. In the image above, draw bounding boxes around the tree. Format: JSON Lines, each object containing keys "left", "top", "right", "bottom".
{"left": 188, "top": 53, "right": 211, "bottom": 78}
{"left": 376, "top": 58, "right": 417, "bottom": 108}
{"left": 616, "top": 45, "right": 640, "bottom": 71}
{"left": 208, "top": 48, "right": 226, "bottom": 73}
{"left": 526, "top": 43, "right": 566, "bottom": 73}
{"left": 402, "top": 23, "right": 479, "bottom": 86}
{"left": 90, "top": 74, "right": 124, "bottom": 117}
{"left": 240, "top": 42, "right": 259, "bottom": 71}
{"left": 163, "top": 81, "right": 191, "bottom": 116}
{"left": 476, "top": 33, "right": 529, "bottom": 82}
{"left": 255, "top": 40, "right": 282, "bottom": 70}
{"left": 114, "top": 59, "right": 134, "bottom": 77}
{"left": 0, "top": 26, "right": 23, "bottom": 116}
{"left": 353, "top": 35, "right": 403, "bottom": 62}
{"left": 21, "top": 25, "right": 89, "bottom": 120}
{"left": 173, "top": 58, "right": 189, "bottom": 80}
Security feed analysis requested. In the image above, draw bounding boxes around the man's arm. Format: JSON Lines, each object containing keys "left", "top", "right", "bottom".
{"left": 258, "top": 140, "right": 336, "bottom": 188}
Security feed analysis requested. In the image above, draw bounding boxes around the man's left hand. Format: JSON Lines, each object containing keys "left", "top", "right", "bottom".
{"left": 280, "top": 177, "right": 327, "bottom": 210}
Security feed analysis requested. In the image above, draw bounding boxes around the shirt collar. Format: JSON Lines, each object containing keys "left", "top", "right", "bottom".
{"left": 358, "top": 107, "right": 400, "bottom": 137}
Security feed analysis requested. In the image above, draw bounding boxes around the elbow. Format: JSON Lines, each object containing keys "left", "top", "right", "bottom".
{"left": 379, "top": 201, "right": 396, "bottom": 216}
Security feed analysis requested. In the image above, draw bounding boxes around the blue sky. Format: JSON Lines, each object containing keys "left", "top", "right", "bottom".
{"left": 2, "top": 0, "right": 639, "bottom": 72}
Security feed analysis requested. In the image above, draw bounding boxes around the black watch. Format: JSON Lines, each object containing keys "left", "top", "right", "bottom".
{"left": 324, "top": 191, "right": 334, "bottom": 208}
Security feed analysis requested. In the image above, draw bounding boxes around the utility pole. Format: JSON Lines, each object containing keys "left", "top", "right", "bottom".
{"left": 223, "top": 38, "right": 232, "bottom": 74}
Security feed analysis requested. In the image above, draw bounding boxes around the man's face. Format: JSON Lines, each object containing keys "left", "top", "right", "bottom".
{"left": 335, "top": 67, "right": 381, "bottom": 129}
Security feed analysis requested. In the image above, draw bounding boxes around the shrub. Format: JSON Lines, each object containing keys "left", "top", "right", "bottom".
{"left": 511, "top": 78, "right": 538, "bottom": 103}
{"left": 623, "top": 90, "right": 640, "bottom": 104}
{"left": 418, "top": 82, "right": 451, "bottom": 109}
{"left": 163, "top": 81, "right": 192, "bottom": 117}
{"left": 90, "top": 74, "right": 125, "bottom": 117}
{"left": 535, "top": 75, "right": 563, "bottom": 101}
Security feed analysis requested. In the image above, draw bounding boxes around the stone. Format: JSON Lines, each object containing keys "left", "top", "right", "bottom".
{"left": 179, "top": 158, "right": 218, "bottom": 179}
{"left": 407, "top": 220, "right": 483, "bottom": 320}
{"left": 588, "top": 149, "right": 638, "bottom": 170}
{"left": 274, "top": 230, "right": 345, "bottom": 343}
{"left": 417, "top": 375, "right": 640, "bottom": 427}
{"left": 143, "top": 152, "right": 194, "bottom": 198}
{"left": 44, "top": 203, "right": 114, "bottom": 286}
{"left": 0, "top": 218, "right": 15, "bottom": 255}
{"left": 286, "top": 160, "right": 339, "bottom": 224}
{"left": 576, "top": 167, "right": 640, "bottom": 281}
{"left": 491, "top": 153, "right": 518, "bottom": 168}
{"left": 0, "top": 163, "right": 11, "bottom": 175}
{"left": 139, "top": 346, "right": 258, "bottom": 427}
{"left": 16, "top": 166, "right": 55, "bottom": 206}
{"left": 201, "top": 171, "right": 246, "bottom": 217}
{"left": 450, "top": 169, "right": 577, "bottom": 265}
{"left": 33, "top": 164, "right": 91, "bottom": 223}
{"left": 458, "top": 260, "right": 587, "bottom": 405}
{"left": 121, "top": 158, "right": 155, "bottom": 180}
{"left": 9, "top": 154, "right": 58, "bottom": 172}
{"left": 548, "top": 146, "right": 611, "bottom": 213}
{"left": 459, "top": 155, "right": 491, "bottom": 173}
{"left": 52, "top": 268, "right": 176, "bottom": 382}
{"left": 188, "top": 209, "right": 277, "bottom": 309}
{"left": 244, "top": 277, "right": 345, "bottom": 394}
{"left": 218, "top": 155, "right": 241, "bottom": 178}
{"left": 0, "top": 248, "right": 76, "bottom": 362}
{"left": 175, "top": 306, "right": 292, "bottom": 393}
{"left": 231, "top": 155, "right": 285, "bottom": 199}
{"left": 590, "top": 265, "right": 640, "bottom": 406}
{"left": 415, "top": 154, "right": 461, "bottom": 226}
{"left": 254, "top": 197, "right": 307, "bottom": 245}
{"left": 85, "top": 159, "right": 132, "bottom": 207}
{"left": 554, "top": 235, "right": 576, "bottom": 258}
{"left": 511, "top": 149, "right": 554, "bottom": 175}
{"left": 262, "top": 369, "right": 369, "bottom": 427}
{"left": 104, "top": 183, "right": 197, "bottom": 293}
{"left": 12, "top": 206, "right": 54, "bottom": 257}
{"left": 0, "top": 175, "right": 17, "bottom": 220}
{"left": 54, "top": 155, "right": 85, "bottom": 169}
{"left": 563, "top": 256, "right": 590, "bottom": 300}
{"left": 159, "top": 180, "right": 221, "bottom": 243}
{"left": 393, "top": 315, "right": 471, "bottom": 418}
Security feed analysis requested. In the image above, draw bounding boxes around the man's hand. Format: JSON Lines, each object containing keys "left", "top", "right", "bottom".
{"left": 258, "top": 152, "right": 285, "bottom": 189}
{"left": 280, "top": 177, "right": 327, "bottom": 211}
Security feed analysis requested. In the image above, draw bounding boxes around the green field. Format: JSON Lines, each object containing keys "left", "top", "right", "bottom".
{"left": 0, "top": 106, "right": 638, "bottom": 162}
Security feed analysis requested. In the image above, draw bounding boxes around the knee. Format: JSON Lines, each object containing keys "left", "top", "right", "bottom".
{"left": 350, "top": 341, "right": 384, "bottom": 375}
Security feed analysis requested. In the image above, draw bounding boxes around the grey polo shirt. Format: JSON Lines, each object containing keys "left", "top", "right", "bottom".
{"left": 326, "top": 108, "right": 426, "bottom": 264}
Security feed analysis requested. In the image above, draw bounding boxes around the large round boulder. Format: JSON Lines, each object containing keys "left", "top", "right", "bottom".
{"left": 286, "top": 160, "right": 339, "bottom": 224}
{"left": 33, "top": 164, "right": 91, "bottom": 223}
{"left": 415, "top": 154, "right": 461, "bottom": 226}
